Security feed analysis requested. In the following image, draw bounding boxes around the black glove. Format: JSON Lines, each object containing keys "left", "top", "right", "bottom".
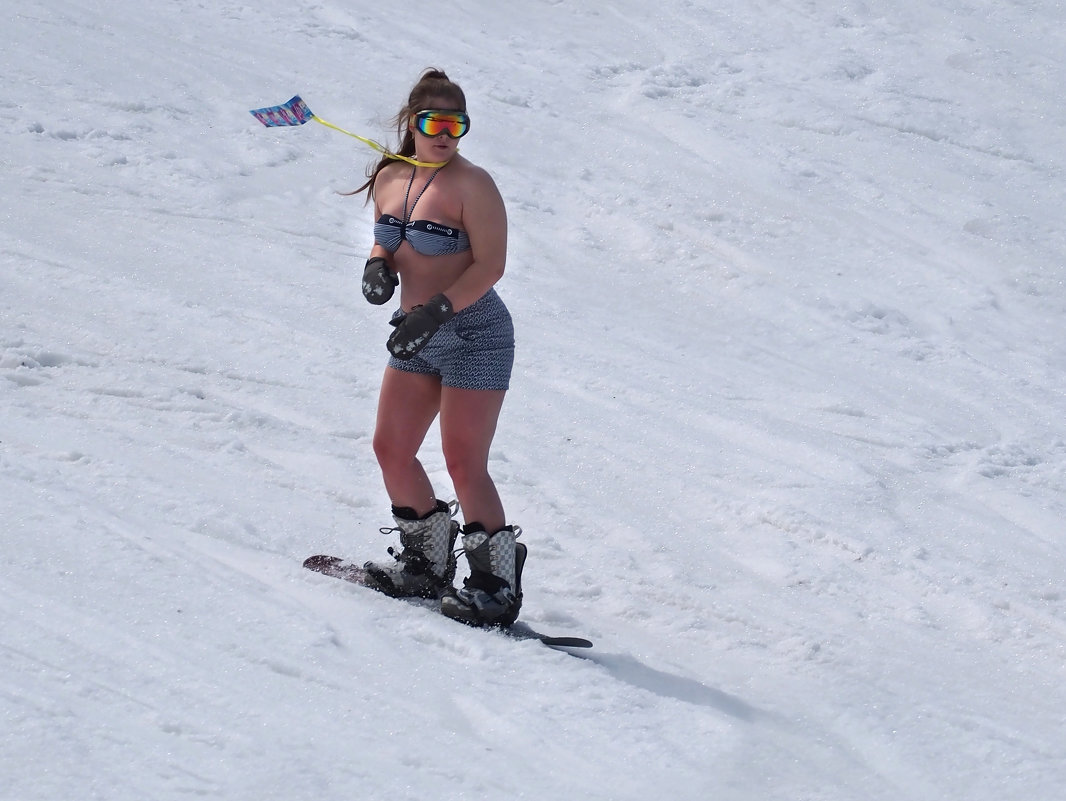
{"left": 362, "top": 257, "right": 398, "bottom": 305}
{"left": 387, "top": 294, "right": 455, "bottom": 360}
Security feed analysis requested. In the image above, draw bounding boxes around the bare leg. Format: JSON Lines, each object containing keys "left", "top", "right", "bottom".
{"left": 439, "top": 387, "right": 507, "bottom": 532}
{"left": 373, "top": 367, "right": 442, "bottom": 517}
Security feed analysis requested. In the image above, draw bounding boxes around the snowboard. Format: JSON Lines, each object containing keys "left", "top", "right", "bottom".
{"left": 303, "top": 554, "right": 593, "bottom": 651}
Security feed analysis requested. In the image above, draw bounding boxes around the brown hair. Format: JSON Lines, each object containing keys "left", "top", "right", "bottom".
{"left": 349, "top": 68, "right": 467, "bottom": 200}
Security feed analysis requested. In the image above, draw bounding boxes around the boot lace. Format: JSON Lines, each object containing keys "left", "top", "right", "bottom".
{"left": 376, "top": 527, "right": 431, "bottom": 575}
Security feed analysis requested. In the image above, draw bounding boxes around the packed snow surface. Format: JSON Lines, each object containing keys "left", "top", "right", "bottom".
{"left": 3, "top": 1, "right": 1065, "bottom": 799}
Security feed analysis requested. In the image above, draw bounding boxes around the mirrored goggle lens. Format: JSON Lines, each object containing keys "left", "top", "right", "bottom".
{"left": 414, "top": 111, "right": 470, "bottom": 138}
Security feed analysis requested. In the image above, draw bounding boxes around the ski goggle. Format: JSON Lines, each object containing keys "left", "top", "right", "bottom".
{"left": 412, "top": 109, "right": 471, "bottom": 139}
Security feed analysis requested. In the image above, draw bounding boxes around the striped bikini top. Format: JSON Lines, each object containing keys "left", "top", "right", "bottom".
{"left": 374, "top": 166, "right": 471, "bottom": 257}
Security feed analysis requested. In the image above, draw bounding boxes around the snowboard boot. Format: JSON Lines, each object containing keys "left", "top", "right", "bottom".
{"left": 441, "top": 525, "right": 526, "bottom": 627}
{"left": 363, "top": 499, "right": 459, "bottom": 599}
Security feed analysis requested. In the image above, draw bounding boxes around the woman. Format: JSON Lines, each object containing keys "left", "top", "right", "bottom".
{"left": 352, "top": 69, "right": 523, "bottom": 627}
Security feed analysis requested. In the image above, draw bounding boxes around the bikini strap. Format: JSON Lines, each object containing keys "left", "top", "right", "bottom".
{"left": 400, "top": 166, "right": 443, "bottom": 241}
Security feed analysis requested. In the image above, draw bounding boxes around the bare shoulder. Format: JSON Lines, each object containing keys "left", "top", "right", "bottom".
{"left": 451, "top": 160, "right": 506, "bottom": 235}
{"left": 452, "top": 158, "right": 497, "bottom": 186}
{"left": 450, "top": 158, "right": 503, "bottom": 203}
{"left": 375, "top": 160, "right": 409, "bottom": 188}
{"left": 371, "top": 161, "right": 409, "bottom": 208}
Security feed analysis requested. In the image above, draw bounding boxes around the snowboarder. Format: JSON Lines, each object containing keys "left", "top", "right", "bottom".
{"left": 347, "top": 68, "right": 523, "bottom": 626}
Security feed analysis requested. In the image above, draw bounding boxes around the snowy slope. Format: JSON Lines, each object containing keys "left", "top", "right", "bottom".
{"left": 3, "top": 1, "right": 1065, "bottom": 799}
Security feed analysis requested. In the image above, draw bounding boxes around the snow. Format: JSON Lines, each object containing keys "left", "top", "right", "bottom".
{"left": 3, "top": 0, "right": 1065, "bottom": 798}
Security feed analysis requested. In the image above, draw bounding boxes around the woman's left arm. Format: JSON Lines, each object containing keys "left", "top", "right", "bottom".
{"left": 444, "top": 168, "right": 508, "bottom": 311}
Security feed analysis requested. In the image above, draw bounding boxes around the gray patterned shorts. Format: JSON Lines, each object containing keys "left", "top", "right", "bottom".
{"left": 387, "top": 289, "right": 514, "bottom": 391}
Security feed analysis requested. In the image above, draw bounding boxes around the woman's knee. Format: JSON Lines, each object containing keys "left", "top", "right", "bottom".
{"left": 374, "top": 430, "right": 417, "bottom": 473}
{"left": 443, "top": 445, "right": 489, "bottom": 490}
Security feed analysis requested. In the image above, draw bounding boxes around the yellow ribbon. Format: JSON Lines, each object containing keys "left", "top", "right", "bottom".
{"left": 310, "top": 116, "right": 448, "bottom": 168}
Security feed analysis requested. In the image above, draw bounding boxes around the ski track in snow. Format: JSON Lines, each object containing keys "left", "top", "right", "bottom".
{"left": 3, "top": 1, "right": 1066, "bottom": 799}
